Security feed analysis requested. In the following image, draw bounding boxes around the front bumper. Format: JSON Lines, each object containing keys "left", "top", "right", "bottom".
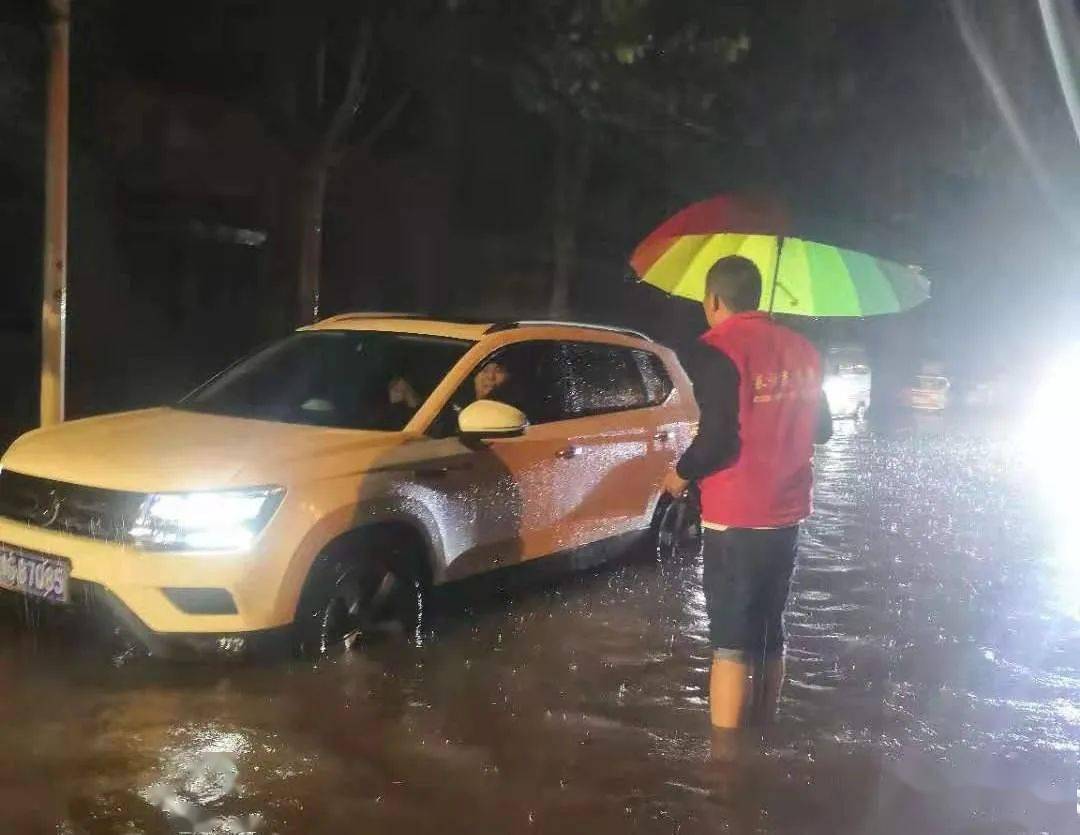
{"left": 0, "top": 580, "right": 291, "bottom": 657}
{"left": 0, "top": 516, "right": 299, "bottom": 638}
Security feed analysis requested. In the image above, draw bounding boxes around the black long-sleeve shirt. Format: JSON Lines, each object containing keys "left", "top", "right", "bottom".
{"left": 676, "top": 341, "right": 833, "bottom": 482}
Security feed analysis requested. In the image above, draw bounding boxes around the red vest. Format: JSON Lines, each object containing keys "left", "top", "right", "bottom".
{"left": 698, "top": 312, "right": 823, "bottom": 528}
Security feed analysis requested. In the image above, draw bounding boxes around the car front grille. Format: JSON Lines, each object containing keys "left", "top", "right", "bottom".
{"left": 0, "top": 470, "right": 144, "bottom": 542}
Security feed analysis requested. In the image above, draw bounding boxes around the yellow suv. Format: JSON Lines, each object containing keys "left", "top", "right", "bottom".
{"left": 0, "top": 316, "right": 698, "bottom": 654}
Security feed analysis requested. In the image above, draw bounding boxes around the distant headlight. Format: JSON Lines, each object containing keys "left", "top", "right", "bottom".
{"left": 824, "top": 376, "right": 857, "bottom": 406}
{"left": 128, "top": 487, "right": 284, "bottom": 552}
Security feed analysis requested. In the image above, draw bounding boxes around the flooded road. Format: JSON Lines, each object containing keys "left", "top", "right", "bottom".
{"left": 2, "top": 417, "right": 1079, "bottom": 834}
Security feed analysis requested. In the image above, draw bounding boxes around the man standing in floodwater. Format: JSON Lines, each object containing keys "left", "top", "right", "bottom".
{"left": 663, "top": 255, "right": 832, "bottom": 733}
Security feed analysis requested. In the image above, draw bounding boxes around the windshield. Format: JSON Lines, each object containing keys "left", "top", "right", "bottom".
{"left": 179, "top": 331, "right": 471, "bottom": 430}
{"left": 915, "top": 376, "right": 949, "bottom": 391}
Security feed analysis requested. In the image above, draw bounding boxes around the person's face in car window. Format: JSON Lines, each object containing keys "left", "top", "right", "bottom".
{"left": 474, "top": 360, "right": 510, "bottom": 400}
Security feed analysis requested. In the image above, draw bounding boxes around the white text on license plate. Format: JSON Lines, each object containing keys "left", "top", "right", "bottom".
{"left": 0, "top": 548, "right": 70, "bottom": 603}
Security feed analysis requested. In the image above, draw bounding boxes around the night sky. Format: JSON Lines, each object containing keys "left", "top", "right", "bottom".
{"left": 1, "top": 0, "right": 1078, "bottom": 435}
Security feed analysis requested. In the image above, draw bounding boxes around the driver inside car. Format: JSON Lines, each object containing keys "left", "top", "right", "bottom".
{"left": 472, "top": 359, "right": 513, "bottom": 402}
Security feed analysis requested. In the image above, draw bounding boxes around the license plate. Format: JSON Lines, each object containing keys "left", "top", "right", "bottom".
{"left": 0, "top": 546, "right": 70, "bottom": 603}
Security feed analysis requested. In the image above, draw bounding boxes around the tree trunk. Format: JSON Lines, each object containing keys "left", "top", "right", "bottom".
{"left": 291, "top": 18, "right": 373, "bottom": 326}
{"left": 549, "top": 117, "right": 592, "bottom": 317}
{"left": 296, "top": 158, "right": 329, "bottom": 324}
{"left": 550, "top": 222, "right": 576, "bottom": 319}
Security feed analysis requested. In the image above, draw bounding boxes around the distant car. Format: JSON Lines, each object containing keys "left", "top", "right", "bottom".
{"left": 0, "top": 316, "right": 700, "bottom": 656}
{"left": 905, "top": 374, "right": 950, "bottom": 411}
{"left": 823, "top": 363, "right": 871, "bottom": 419}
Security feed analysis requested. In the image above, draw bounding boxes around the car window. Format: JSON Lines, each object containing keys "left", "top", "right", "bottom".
{"left": 180, "top": 330, "right": 471, "bottom": 430}
{"left": 428, "top": 341, "right": 571, "bottom": 437}
{"left": 561, "top": 342, "right": 649, "bottom": 417}
{"left": 632, "top": 349, "right": 673, "bottom": 406}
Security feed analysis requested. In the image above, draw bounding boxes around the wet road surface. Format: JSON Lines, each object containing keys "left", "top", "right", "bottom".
{"left": 1, "top": 416, "right": 1078, "bottom": 833}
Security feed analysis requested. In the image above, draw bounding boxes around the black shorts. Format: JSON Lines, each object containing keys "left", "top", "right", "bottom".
{"left": 702, "top": 526, "right": 799, "bottom": 662}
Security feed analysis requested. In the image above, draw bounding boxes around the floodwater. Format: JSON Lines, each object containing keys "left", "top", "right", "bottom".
{"left": 2, "top": 416, "right": 1079, "bottom": 834}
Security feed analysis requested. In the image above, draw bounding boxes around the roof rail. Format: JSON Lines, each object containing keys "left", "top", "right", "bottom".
{"left": 486, "top": 320, "right": 653, "bottom": 342}
{"left": 318, "top": 311, "right": 431, "bottom": 323}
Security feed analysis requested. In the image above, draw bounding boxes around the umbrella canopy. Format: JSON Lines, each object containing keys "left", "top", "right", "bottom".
{"left": 630, "top": 197, "right": 930, "bottom": 317}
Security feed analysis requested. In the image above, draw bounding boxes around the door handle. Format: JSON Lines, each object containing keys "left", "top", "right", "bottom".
{"left": 654, "top": 430, "right": 671, "bottom": 443}
{"left": 556, "top": 445, "right": 581, "bottom": 459}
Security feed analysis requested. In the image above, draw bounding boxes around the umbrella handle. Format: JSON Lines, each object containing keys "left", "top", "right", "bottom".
{"left": 766, "top": 235, "right": 785, "bottom": 315}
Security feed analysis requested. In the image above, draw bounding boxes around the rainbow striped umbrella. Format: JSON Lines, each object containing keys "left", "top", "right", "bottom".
{"left": 630, "top": 196, "right": 930, "bottom": 317}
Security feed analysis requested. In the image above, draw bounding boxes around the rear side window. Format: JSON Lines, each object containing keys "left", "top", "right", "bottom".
{"left": 632, "top": 349, "right": 674, "bottom": 405}
{"left": 502, "top": 342, "right": 572, "bottom": 423}
{"left": 560, "top": 343, "right": 649, "bottom": 417}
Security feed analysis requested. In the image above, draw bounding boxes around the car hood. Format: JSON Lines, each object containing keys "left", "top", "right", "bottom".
{"left": 1, "top": 408, "right": 404, "bottom": 492}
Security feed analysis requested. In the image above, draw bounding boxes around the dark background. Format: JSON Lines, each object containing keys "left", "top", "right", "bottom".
{"left": 2, "top": 0, "right": 1078, "bottom": 442}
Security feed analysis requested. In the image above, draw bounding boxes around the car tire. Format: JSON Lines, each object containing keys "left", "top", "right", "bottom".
{"left": 855, "top": 402, "right": 868, "bottom": 421}
{"left": 294, "top": 541, "right": 421, "bottom": 657}
{"left": 654, "top": 495, "right": 702, "bottom": 562}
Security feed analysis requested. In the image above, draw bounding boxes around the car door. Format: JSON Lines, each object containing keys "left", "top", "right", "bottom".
{"left": 550, "top": 342, "right": 674, "bottom": 550}
{"left": 411, "top": 340, "right": 583, "bottom": 581}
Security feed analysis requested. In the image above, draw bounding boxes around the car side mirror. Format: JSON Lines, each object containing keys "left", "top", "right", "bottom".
{"left": 458, "top": 399, "right": 528, "bottom": 440}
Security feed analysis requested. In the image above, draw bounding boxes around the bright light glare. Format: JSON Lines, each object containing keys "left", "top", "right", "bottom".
{"left": 149, "top": 492, "right": 265, "bottom": 525}
{"left": 129, "top": 488, "right": 282, "bottom": 552}
{"left": 1023, "top": 347, "right": 1080, "bottom": 618}
{"left": 1023, "top": 348, "right": 1080, "bottom": 499}
{"left": 824, "top": 376, "right": 859, "bottom": 414}
{"left": 824, "top": 376, "right": 857, "bottom": 403}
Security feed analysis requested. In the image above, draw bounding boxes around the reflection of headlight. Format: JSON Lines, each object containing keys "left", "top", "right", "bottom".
{"left": 128, "top": 487, "right": 284, "bottom": 552}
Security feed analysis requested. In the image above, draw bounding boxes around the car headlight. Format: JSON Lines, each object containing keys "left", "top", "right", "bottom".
{"left": 128, "top": 487, "right": 284, "bottom": 552}
{"left": 824, "top": 377, "right": 857, "bottom": 404}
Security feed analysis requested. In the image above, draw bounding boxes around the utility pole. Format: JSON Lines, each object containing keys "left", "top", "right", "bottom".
{"left": 40, "top": 0, "right": 70, "bottom": 426}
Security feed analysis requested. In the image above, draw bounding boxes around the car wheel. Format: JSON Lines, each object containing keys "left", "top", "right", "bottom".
{"left": 855, "top": 402, "right": 868, "bottom": 421}
{"left": 295, "top": 547, "right": 421, "bottom": 657}
{"left": 654, "top": 495, "right": 702, "bottom": 561}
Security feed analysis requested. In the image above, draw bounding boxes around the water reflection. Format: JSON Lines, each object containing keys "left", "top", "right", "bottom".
{"left": 0, "top": 415, "right": 1078, "bottom": 833}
